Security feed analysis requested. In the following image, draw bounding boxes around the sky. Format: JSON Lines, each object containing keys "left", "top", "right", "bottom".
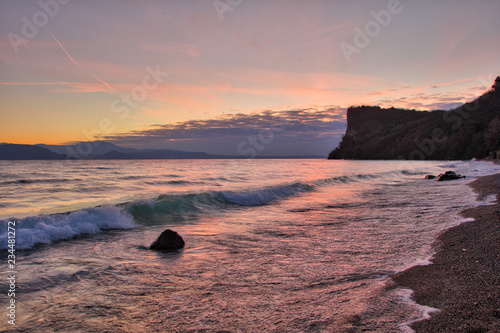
{"left": 0, "top": 0, "right": 499, "bottom": 156}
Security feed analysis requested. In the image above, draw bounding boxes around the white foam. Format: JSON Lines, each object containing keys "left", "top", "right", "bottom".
{"left": 398, "top": 288, "right": 440, "bottom": 333}
{"left": 0, "top": 206, "right": 136, "bottom": 250}
{"left": 396, "top": 165, "right": 499, "bottom": 331}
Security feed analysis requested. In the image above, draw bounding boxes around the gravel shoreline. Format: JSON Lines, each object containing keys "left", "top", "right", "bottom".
{"left": 392, "top": 173, "right": 500, "bottom": 332}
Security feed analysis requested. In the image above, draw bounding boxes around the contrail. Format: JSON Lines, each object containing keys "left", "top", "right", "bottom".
{"left": 89, "top": 74, "right": 118, "bottom": 93}
{"left": 46, "top": 29, "right": 80, "bottom": 68}
{"left": 46, "top": 28, "right": 119, "bottom": 94}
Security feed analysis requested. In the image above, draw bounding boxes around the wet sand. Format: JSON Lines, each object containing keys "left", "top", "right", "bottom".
{"left": 393, "top": 173, "right": 500, "bottom": 332}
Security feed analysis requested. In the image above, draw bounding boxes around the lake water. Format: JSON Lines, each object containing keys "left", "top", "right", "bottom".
{"left": 1, "top": 159, "right": 499, "bottom": 332}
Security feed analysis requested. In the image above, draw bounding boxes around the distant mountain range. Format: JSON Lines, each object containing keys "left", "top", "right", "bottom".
{"left": 0, "top": 141, "right": 324, "bottom": 160}
{"left": 329, "top": 76, "right": 500, "bottom": 160}
{"left": 0, "top": 144, "right": 68, "bottom": 160}
{"left": 36, "top": 141, "right": 217, "bottom": 159}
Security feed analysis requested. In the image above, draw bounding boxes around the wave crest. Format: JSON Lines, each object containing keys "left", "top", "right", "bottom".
{"left": 0, "top": 206, "right": 136, "bottom": 250}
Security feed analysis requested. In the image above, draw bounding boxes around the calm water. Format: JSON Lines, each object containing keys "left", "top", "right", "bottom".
{"left": 1, "top": 159, "right": 499, "bottom": 332}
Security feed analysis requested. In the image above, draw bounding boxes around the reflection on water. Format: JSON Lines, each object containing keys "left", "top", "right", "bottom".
{"left": 1, "top": 159, "right": 499, "bottom": 332}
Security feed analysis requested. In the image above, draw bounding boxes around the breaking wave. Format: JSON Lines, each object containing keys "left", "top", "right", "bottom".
{"left": 0, "top": 170, "right": 424, "bottom": 250}
{"left": 0, "top": 206, "right": 136, "bottom": 250}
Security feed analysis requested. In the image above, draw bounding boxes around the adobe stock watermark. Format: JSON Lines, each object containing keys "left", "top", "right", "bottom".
{"left": 8, "top": 0, "right": 72, "bottom": 54}
{"left": 442, "top": 75, "right": 497, "bottom": 131}
{"left": 397, "top": 74, "right": 496, "bottom": 169}
{"left": 340, "top": 0, "right": 406, "bottom": 64}
{"left": 213, "top": 0, "right": 243, "bottom": 21}
{"left": 64, "top": 64, "right": 169, "bottom": 159}
{"left": 190, "top": 117, "right": 289, "bottom": 211}
{"left": 237, "top": 118, "right": 289, "bottom": 158}
{"left": 6, "top": 220, "right": 17, "bottom": 326}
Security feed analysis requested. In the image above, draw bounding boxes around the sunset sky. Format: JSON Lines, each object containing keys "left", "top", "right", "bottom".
{"left": 1, "top": 0, "right": 499, "bottom": 156}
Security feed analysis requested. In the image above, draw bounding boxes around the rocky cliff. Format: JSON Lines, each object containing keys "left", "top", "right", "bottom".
{"left": 329, "top": 77, "right": 500, "bottom": 160}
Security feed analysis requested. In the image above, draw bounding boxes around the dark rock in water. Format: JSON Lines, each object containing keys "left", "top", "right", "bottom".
{"left": 436, "top": 171, "right": 466, "bottom": 181}
{"left": 150, "top": 229, "right": 185, "bottom": 251}
{"left": 425, "top": 174, "right": 436, "bottom": 179}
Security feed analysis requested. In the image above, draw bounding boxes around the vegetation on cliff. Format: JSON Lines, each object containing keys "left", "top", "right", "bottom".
{"left": 329, "top": 77, "right": 500, "bottom": 160}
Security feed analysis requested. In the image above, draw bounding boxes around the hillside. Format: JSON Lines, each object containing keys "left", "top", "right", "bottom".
{"left": 0, "top": 143, "right": 219, "bottom": 160}
{"left": 0, "top": 144, "right": 67, "bottom": 160}
{"left": 38, "top": 141, "right": 143, "bottom": 158}
{"left": 0, "top": 142, "right": 324, "bottom": 160}
{"left": 329, "top": 77, "right": 500, "bottom": 160}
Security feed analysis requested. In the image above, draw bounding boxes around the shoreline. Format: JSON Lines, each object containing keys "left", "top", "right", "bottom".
{"left": 392, "top": 173, "right": 500, "bottom": 332}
